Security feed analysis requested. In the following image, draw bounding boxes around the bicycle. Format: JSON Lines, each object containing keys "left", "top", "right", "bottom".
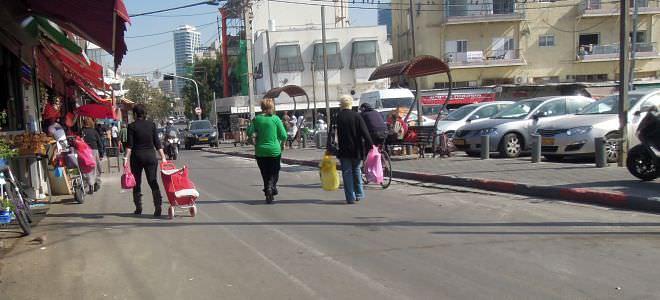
{"left": 362, "top": 141, "right": 393, "bottom": 189}
{"left": 0, "top": 163, "right": 33, "bottom": 236}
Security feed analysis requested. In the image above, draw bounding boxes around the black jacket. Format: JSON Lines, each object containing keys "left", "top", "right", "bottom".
{"left": 335, "top": 109, "right": 373, "bottom": 160}
{"left": 82, "top": 128, "right": 103, "bottom": 150}
{"left": 360, "top": 107, "right": 388, "bottom": 133}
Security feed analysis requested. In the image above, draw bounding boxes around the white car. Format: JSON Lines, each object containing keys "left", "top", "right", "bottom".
{"left": 435, "top": 101, "right": 513, "bottom": 137}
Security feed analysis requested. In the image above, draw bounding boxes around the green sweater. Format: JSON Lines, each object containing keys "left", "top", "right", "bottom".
{"left": 247, "top": 114, "right": 287, "bottom": 157}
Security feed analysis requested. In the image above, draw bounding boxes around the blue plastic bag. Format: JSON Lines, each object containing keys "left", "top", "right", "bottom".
{"left": 54, "top": 167, "right": 63, "bottom": 178}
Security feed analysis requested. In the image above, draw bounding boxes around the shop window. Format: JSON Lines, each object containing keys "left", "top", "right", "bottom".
{"left": 273, "top": 44, "right": 304, "bottom": 73}
{"left": 570, "top": 74, "right": 609, "bottom": 82}
{"left": 579, "top": 33, "right": 600, "bottom": 47}
{"left": 313, "top": 42, "right": 343, "bottom": 70}
{"left": 0, "top": 47, "right": 25, "bottom": 131}
{"left": 481, "top": 78, "right": 514, "bottom": 85}
{"left": 350, "top": 40, "right": 380, "bottom": 69}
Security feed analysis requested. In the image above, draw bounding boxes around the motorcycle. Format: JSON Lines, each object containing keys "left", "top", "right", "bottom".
{"left": 163, "top": 129, "right": 180, "bottom": 160}
{"left": 626, "top": 107, "right": 660, "bottom": 181}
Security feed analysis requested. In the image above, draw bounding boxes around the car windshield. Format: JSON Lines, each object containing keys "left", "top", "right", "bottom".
{"left": 577, "top": 94, "right": 644, "bottom": 115}
{"left": 492, "top": 100, "right": 544, "bottom": 119}
{"left": 190, "top": 121, "right": 212, "bottom": 130}
{"left": 382, "top": 98, "right": 414, "bottom": 109}
{"left": 445, "top": 105, "right": 478, "bottom": 121}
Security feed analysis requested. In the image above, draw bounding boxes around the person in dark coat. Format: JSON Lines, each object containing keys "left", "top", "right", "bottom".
{"left": 333, "top": 95, "right": 373, "bottom": 204}
{"left": 359, "top": 102, "right": 388, "bottom": 145}
{"left": 82, "top": 117, "right": 103, "bottom": 194}
{"left": 124, "top": 104, "right": 167, "bottom": 217}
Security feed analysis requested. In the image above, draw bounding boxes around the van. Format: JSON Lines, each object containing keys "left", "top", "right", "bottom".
{"left": 359, "top": 88, "right": 415, "bottom": 111}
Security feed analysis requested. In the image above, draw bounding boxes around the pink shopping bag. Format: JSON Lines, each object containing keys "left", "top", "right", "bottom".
{"left": 365, "top": 146, "right": 383, "bottom": 184}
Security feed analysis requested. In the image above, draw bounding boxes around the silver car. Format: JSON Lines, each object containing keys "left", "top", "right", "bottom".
{"left": 453, "top": 96, "right": 595, "bottom": 157}
{"left": 435, "top": 101, "right": 514, "bottom": 137}
{"left": 537, "top": 90, "right": 660, "bottom": 162}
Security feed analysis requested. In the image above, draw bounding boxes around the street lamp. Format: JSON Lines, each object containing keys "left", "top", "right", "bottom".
{"left": 164, "top": 73, "right": 202, "bottom": 120}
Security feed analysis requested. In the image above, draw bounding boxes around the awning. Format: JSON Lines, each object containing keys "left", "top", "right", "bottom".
{"left": 71, "top": 77, "right": 110, "bottom": 104}
{"left": 369, "top": 55, "right": 450, "bottom": 81}
{"left": 36, "top": 48, "right": 66, "bottom": 94}
{"left": 22, "top": 0, "right": 131, "bottom": 68}
{"left": 76, "top": 103, "right": 116, "bottom": 120}
{"left": 21, "top": 15, "right": 82, "bottom": 55}
{"left": 44, "top": 43, "right": 107, "bottom": 90}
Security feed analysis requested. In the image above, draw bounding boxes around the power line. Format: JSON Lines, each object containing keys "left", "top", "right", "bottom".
{"left": 130, "top": 39, "right": 173, "bottom": 52}
{"left": 126, "top": 21, "right": 217, "bottom": 39}
{"left": 129, "top": 1, "right": 222, "bottom": 17}
{"left": 138, "top": 11, "right": 218, "bottom": 18}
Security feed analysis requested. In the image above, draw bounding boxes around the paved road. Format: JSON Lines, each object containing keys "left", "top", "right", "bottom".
{"left": 1, "top": 150, "right": 660, "bottom": 299}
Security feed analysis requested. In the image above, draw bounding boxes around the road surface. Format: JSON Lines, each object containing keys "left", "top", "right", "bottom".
{"left": 1, "top": 150, "right": 660, "bottom": 299}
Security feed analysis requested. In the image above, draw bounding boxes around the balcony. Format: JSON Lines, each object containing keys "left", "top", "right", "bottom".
{"left": 445, "top": 49, "right": 526, "bottom": 68}
{"left": 580, "top": 0, "right": 660, "bottom": 17}
{"left": 444, "top": 0, "right": 525, "bottom": 24}
{"left": 577, "top": 42, "right": 659, "bottom": 62}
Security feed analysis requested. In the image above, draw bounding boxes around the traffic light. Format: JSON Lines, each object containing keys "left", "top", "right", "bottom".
{"left": 163, "top": 74, "right": 175, "bottom": 80}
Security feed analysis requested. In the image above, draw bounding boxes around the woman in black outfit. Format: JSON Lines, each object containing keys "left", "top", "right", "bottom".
{"left": 124, "top": 104, "right": 167, "bottom": 217}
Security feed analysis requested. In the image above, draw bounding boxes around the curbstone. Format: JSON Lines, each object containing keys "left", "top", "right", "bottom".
{"left": 202, "top": 148, "right": 660, "bottom": 213}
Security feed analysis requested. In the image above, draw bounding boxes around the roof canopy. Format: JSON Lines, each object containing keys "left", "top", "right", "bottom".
{"left": 263, "top": 85, "right": 309, "bottom": 99}
{"left": 369, "top": 55, "right": 450, "bottom": 81}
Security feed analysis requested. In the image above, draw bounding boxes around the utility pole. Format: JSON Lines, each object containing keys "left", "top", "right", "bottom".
{"left": 619, "top": 0, "right": 631, "bottom": 167}
{"left": 629, "top": 0, "right": 639, "bottom": 91}
{"left": 322, "top": 5, "right": 330, "bottom": 125}
{"left": 311, "top": 61, "right": 317, "bottom": 127}
{"left": 243, "top": 1, "right": 255, "bottom": 119}
{"left": 408, "top": 0, "right": 423, "bottom": 126}
{"left": 213, "top": 91, "right": 220, "bottom": 147}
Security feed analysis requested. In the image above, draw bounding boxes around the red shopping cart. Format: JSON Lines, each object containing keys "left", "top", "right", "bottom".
{"left": 160, "top": 162, "right": 199, "bottom": 219}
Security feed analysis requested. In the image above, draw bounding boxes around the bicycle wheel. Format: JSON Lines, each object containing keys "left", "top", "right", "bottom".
{"left": 7, "top": 184, "right": 31, "bottom": 235}
{"left": 380, "top": 151, "right": 392, "bottom": 189}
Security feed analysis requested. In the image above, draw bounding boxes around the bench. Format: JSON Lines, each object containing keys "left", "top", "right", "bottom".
{"left": 388, "top": 126, "right": 437, "bottom": 158}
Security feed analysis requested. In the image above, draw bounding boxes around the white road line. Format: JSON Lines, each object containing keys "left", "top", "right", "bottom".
{"left": 195, "top": 190, "right": 322, "bottom": 299}
{"left": 196, "top": 186, "right": 410, "bottom": 300}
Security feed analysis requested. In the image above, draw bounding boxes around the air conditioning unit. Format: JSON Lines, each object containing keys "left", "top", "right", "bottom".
{"left": 514, "top": 76, "right": 529, "bottom": 85}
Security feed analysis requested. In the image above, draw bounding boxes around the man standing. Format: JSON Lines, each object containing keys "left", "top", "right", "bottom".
{"left": 111, "top": 123, "right": 119, "bottom": 148}
{"left": 120, "top": 123, "right": 128, "bottom": 153}
{"left": 334, "top": 95, "right": 373, "bottom": 204}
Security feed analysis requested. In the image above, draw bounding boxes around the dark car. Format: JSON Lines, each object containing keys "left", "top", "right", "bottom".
{"left": 184, "top": 120, "right": 218, "bottom": 149}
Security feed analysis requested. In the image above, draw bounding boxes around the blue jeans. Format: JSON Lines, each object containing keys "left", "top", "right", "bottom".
{"left": 340, "top": 158, "right": 364, "bottom": 202}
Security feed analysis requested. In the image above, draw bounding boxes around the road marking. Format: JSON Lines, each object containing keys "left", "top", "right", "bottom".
{"left": 196, "top": 186, "right": 410, "bottom": 300}
{"left": 195, "top": 190, "right": 321, "bottom": 299}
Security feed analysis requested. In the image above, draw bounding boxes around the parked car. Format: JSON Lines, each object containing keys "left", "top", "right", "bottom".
{"left": 536, "top": 89, "right": 660, "bottom": 162}
{"left": 184, "top": 120, "right": 218, "bottom": 149}
{"left": 435, "top": 101, "right": 514, "bottom": 137}
{"left": 453, "top": 96, "right": 595, "bottom": 157}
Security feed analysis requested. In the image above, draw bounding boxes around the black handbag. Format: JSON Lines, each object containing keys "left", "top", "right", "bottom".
{"left": 326, "top": 114, "right": 339, "bottom": 156}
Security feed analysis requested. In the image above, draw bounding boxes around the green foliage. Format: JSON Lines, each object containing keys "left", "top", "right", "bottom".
{"left": 0, "top": 197, "right": 14, "bottom": 211}
{"left": 181, "top": 54, "right": 223, "bottom": 120}
{"left": 0, "top": 139, "right": 17, "bottom": 159}
{"left": 124, "top": 78, "right": 173, "bottom": 123}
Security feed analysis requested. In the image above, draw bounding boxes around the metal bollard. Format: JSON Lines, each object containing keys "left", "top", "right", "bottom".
{"left": 531, "top": 134, "right": 541, "bottom": 163}
{"left": 480, "top": 135, "right": 490, "bottom": 159}
{"left": 595, "top": 137, "right": 608, "bottom": 168}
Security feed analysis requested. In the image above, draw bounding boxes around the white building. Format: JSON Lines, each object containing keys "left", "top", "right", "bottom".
{"left": 252, "top": 25, "right": 392, "bottom": 108}
{"left": 158, "top": 80, "right": 176, "bottom": 99}
{"left": 173, "top": 25, "right": 201, "bottom": 96}
{"left": 250, "top": 0, "right": 349, "bottom": 33}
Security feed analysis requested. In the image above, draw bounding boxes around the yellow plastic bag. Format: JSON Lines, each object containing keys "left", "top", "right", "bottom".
{"left": 319, "top": 153, "right": 340, "bottom": 191}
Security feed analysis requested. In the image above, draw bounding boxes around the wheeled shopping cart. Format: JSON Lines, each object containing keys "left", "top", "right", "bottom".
{"left": 160, "top": 162, "right": 198, "bottom": 219}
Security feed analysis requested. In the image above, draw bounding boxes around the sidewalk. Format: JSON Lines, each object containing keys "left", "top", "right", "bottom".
{"left": 203, "top": 144, "right": 660, "bottom": 213}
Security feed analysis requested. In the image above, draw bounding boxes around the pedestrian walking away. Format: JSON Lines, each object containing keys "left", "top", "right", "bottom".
{"left": 124, "top": 104, "right": 168, "bottom": 217}
{"left": 287, "top": 112, "right": 298, "bottom": 149}
{"left": 111, "top": 123, "right": 119, "bottom": 147}
{"left": 81, "top": 117, "right": 103, "bottom": 194}
{"left": 247, "top": 98, "right": 288, "bottom": 204}
{"left": 119, "top": 123, "right": 128, "bottom": 153}
{"left": 359, "top": 102, "right": 389, "bottom": 146}
{"left": 334, "top": 95, "right": 373, "bottom": 204}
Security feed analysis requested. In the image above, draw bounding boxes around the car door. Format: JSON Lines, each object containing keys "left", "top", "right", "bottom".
{"left": 467, "top": 104, "right": 499, "bottom": 123}
{"left": 629, "top": 94, "right": 660, "bottom": 146}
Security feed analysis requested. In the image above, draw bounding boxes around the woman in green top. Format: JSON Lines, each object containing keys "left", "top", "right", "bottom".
{"left": 247, "top": 98, "right": 288, "bottom": 204}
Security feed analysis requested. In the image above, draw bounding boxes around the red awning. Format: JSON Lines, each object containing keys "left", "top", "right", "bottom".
{"left": 421, "top": 93, "right": 497, "bottom": 106}
{"left": 77, "top": 103, "right": 116, "bottom": 120}
{"left": 71, "top": 77, "right": 110, "bottom": 105}
{"left": 22, "top": 0, "right": 130, "bottom": 68}
{"left": 36, "top": 49, "right": 66, "bottom": 94}
{"left": 48, "top": 43, "right": 107, "bottom": 90}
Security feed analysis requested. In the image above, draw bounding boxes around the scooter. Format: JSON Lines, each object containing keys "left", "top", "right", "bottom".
{"left": 626, "top": 108, "right": 660, "bottom": 181}
{"left": 163, "top": 129, "right": 180, "bottom": 160}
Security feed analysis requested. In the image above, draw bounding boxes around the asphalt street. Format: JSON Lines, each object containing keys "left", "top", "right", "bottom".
{"left": 1, "top": 150, "right": 660, "bottom": 299}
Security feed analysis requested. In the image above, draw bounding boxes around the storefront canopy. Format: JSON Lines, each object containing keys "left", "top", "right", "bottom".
{"left": 21, "top": 15, "right": 82, "bottom": 55}
{"left": 77, "top": 103, "right": 116, "bottom": 120}
{"left": 46, "top": 43, "right": 106, "bottom": 90}
{"left": 21, "top": 0, "right": 130, "bottom": 68}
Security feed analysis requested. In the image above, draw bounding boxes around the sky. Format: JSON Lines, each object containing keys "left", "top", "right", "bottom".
{"left": 119, "top": 0, "right": 378, "bottom": 77}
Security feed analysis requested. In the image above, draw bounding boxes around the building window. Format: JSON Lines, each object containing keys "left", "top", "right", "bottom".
{"left": 569, "top": 74, "right": 609, "bottom": 82}
{"left": 539, "top": 35, "right": 555, "bottom": 47}
{"left": 350, "top": 40, "right": 380, "bottom": 69}
{"left": 313, "top": 42, "right": 343, "bottom": 70}
{"left": 533, "top": 76, "right": 560, "bottom": 84}
{"left": 634, "top": 31, "right": 647, "bottom": 43}
{"left": 579, "top": 33, "right": 599, "bottom": 47}
{"left": 433, "top": 81, "right": 473, "bottom": 89}
{"left": 273, "top": 44, "right": 304, "bottom": 73}
{"left": 481, "top": 78, "right": 514, "bottom": 85}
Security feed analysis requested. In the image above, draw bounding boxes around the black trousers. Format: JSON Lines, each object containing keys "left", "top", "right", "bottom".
{"left": 130, "top": 150, "right": 162, "bottom": 208}
{"left": 256, "top": 156, "right": 281, "bottom": 195}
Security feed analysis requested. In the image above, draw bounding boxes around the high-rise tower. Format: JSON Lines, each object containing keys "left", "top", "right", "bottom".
{"left": 173, "top": 25, "right": 201, "bottom": 96}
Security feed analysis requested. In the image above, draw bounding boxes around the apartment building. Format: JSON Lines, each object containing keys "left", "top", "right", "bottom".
{"left": 391, "top": 0, "right": 660, "bottom": 90}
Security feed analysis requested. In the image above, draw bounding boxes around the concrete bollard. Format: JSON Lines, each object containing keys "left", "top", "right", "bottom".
{"left": 531, "top": 134, "right": 541, "bottom": 163}
{"left": 480, "top": 135, "right": 490, "bottom": 160}
{"left": 595, "top": 137, "right": 608, "bottom": 168}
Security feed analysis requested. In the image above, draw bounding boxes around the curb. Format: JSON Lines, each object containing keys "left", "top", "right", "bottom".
{"left": 203, "top": 148, "right": 660, "bottom": 213}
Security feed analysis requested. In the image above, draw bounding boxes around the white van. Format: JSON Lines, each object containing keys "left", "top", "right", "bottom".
{"left": 359, "top": 88, "right": 415, "bottom": 111}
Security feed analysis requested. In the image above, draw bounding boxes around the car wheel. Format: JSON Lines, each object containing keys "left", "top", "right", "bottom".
{"left": 604, "top": 132, "right": 621, "bottom": 163}
{"left": 544, "top": 155, "right": 564, "bottom": 162}
{"left": 185, "top": 143, "right": 191, "bottom": 150}
{"left": 499, "top": 133, "right": 522, "bottom": 158}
